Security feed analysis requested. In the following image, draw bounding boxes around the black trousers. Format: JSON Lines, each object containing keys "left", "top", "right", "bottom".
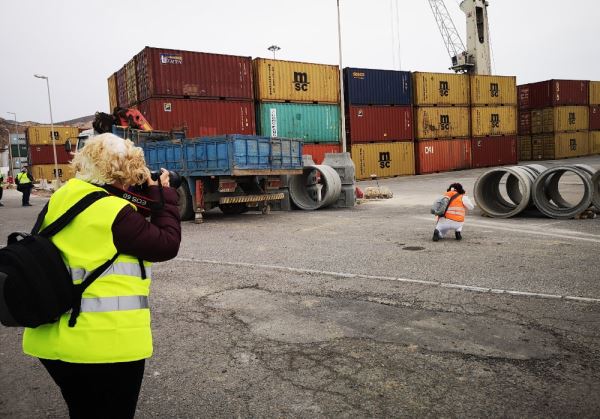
{"left": 40, "top": 358, "right": 145, "bottom": 419}
{"left": 21, "top": 185, "right": 31, "bottom": 205}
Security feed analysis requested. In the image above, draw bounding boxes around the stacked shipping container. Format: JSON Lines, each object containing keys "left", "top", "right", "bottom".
{"left": 26, "top": 126, "right": 79, "bottom": 181}
{"left": 518, "top": 80, "right": 589, "bottom": 160}
{"left": 589, "top": 81, "right": 600, "bottom": 155}
{"left": 112, "top": 47, "right": 256, "bottom": 138}
{"left": 253, "top": 58, "right": 341, "bottom": 163}
{"left": 469, "top": 75, "right": 518, "bottom": 168}
{"left": 412, "top": 72, "right": 471, "bottom": 174}
{"left": 343, "top": 67, "right": 414, "bottom": 180}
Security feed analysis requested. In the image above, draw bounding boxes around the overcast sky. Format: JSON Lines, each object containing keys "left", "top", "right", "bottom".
{"left": 1, "top": 0, "right": 598, "bottom": 123}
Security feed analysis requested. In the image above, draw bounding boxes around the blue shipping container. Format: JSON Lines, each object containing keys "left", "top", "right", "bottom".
{"left": 142, "top": 135, "right": 302, "bottom": 176}
{"left": 343, "top": 67, "right": 412, "bottom": 105}
{"left": 257, "top": 102, "right": 340, "bottom": 143}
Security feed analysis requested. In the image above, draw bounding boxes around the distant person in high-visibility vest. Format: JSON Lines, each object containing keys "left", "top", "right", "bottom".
{"left": 15, "top": 166, "right": 34, "bottom": 206}
{"left": 432, "top": 182, "right": 475, "bottom": 241}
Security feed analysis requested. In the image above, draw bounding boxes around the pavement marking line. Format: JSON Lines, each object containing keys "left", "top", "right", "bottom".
{"left": 174, "top": 257, "right": 600, "bottom": 304}
{"left": 415, "top": 216, "right": 600, "bottom": 243}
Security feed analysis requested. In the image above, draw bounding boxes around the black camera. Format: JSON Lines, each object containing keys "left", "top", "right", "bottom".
{"left": 149, "top": 169, "right": 182, "bottom": 189}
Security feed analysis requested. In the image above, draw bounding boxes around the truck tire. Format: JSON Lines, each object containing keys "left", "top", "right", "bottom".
{"left": 218, "top": 203, "right": 249, "bottom": 215}
{"left": 177, "top": 181, "right": 194, "bottom": 221}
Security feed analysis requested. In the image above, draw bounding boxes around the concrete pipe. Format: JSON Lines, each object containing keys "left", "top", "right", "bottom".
{"left": 531, "top": 166, "right": 594, "bottom": 219}
{"left": 288, "top": 165, "right": 342, "bottom": 210}
{"left": 474, "top": 164, "right": 546, "bottom": 218}
{"left": 592, "top": 169, "right": 600, "bottom": 210}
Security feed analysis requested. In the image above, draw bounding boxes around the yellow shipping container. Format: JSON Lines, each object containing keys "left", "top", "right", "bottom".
{"left": 412, "top": 72, "right": 469, "bottom": 106}
{"left": 542, "top": 131, "right": 589, "bottom": 159}
{"left": 590, "top": 81, "right": 600, "bottom": 105}
{"left": 253, "top": 58, "right": 339, "bottom": 103}
{"left": 415, "top": 107, "right": 470, "bottom": 139}
{"left": 125, "top": 58, "right": 138, "bottom": 106}
{"left": 589, "top": 131, "right": 600, "bottom": 154}
{"left": 471, "top": 106, "right": 517, "bottom": 136}
{"left": 531, "top": 135, "right": 545, "bottom": 160}
{"left": 470, "top": 75, "right": 517, "bottom": 106}
{"left": 532, "top": 106, "right": 588, "bottom": 133}
{"left": 517, "top": 135, "right": 531, "bottom": 161}
{"left": 108, "top": 73, "right": 118, "bottom": 113}
{"left": 27, "top": 126, "right": 80, "bottom": 146}
{"left": 351, "top": 142, "right": 415, "bottom": 180}
{"left": 31, "top": 164, "right": 75, "bottom": 182}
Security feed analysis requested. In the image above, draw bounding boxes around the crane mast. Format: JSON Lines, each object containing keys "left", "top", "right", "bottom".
{"left": 428, "top": 0, "right": 492, "bottom": 75}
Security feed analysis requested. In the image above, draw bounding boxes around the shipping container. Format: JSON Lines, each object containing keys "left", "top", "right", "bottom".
{"left": 346, "top": 105, "right": 412, "bottom": 143}
{"left": 135, "top": 47, "right": 254, "bottom": 102}
{"left": 116, "top": 66, "right": 127, "bottom": 107}
{"left": 518, "top": 80, "right": 589, "bottom": 109}
{"left": 10, "top": 144, "right": 28, "bottom": 158}
{"left": 589, "top": 105, "right": 600, "bottom": 130}
{"left": 256, "top": 102, "right": 340, "bottom": 143}
{"left": 590, "top": 81, "right": 600, "bottom": 105}
{"left": 343, "top": 67, "right": 411, "bottom": 105}
{"left": 125, "top": 58, "right": 138, "bottom": 107}
{"left": 415, "top": 106, "right": 470, "bottom": 139}
{"left": 31, "top": 163, "right": 75, "bottom": 181}
{"left": 302, "top": 143, "right": 341, "bottom": 164}
{"left": 589, "top": 131, "right": 600, "bottom": 155}
{"left": 470, "top": 75, "right": 517, "bottom": 106}
{"left": 471, "top": 106, "right": 517, "bottom": 136}
{"left": 27, "top": 126, "right": 80, "bottom": 146}
{"left": 108, "top": 73, "right": 118, "bottom": 113}
{"left": 412, "top": 72, "right": 469, "bottom": 106}
{"left": 518, "top": 110, "right": 531, "bottom": 134}
{"left": 517, "top": 135, "right": 532, "bottom": 161}
{"left": 253, "top": 58, "right": 339, "bottom": 103}
{"left": 350, "top": 142, "right": 415, "bottom": 180}
{"left": 28, "top": 144, "right": 72, "bottom": 165}
{"left": 415, "top": 138, "right": 471, "bottom": 174}
{"left": 537, "top": 132, "right": 589, "bottom": 159}
{"left": 471, "top": 136, "right": 517, "bottom": 168}
{"left": 531, "top": 135, "right": 545, "bottom": 160}
{"left": 531, "top": 106, "right": 588, "bottom": 133}
{"left": 137, "top": 98, "right": 256, "bottom": 138}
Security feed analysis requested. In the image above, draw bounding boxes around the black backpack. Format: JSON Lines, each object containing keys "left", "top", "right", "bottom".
{"left": 0, "top": 191, "right": 118, "bottom": 328}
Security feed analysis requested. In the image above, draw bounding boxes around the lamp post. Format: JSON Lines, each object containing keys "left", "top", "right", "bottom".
{"left": 34, "top": 74, "right": 60, "bottom": 186}
{"left": 6, "top": 112, "right": 21, "bottom": 177}
{"left": 267, "top": 45, "right": 281, "bottom": 59}
{"left": 336, "top": 0, "right": 347, "bottom": 152}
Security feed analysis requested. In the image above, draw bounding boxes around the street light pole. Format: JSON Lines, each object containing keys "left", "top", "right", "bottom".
{"left": 7, "top": 112, "right": 20, "bottom": 176}
{"left": 267, "top": 45, "right": 281, "bottom": 59}
{"left": 337, "top": 0, "right": 347, "bottom": 152}
{"left": 34, "top": 74, "right": 60, "bottom": 187}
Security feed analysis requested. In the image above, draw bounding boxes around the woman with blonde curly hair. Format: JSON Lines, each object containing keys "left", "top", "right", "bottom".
{"left": 22, "top": 133, "right": 181, "bottom": 419}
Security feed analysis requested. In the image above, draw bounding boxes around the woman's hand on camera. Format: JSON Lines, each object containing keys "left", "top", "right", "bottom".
{"left": 146, "top": 168, "right": 170, "bottom": 188}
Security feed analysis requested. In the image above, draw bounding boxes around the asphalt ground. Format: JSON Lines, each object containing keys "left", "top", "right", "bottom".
{"left": 1, "top": 156, "right": 599, "bottom": 418}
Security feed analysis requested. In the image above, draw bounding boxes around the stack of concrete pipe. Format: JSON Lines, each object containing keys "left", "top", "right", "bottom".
{"left": 474, "top": 164, "right": 600, "bottom": 220}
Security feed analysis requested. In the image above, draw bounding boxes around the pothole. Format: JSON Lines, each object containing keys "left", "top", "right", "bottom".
{"left": 402, "top": 246, "right": 425, "bottom": 251}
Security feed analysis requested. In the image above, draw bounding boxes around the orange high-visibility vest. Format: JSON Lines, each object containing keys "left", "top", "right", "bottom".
{"left": 444, "top": 191, "right": 465, "bottom": 222}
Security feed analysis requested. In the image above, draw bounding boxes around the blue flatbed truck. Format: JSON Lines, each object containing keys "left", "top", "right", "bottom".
{"left": 71, "top": 127, "right": 303, "bottom": 222}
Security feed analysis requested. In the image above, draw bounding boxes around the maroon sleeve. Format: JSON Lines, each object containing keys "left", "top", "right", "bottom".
{"left": 112, "top": 186, "right": 181, "bottom": 262}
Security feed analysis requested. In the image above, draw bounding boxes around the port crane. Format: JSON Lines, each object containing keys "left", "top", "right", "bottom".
{"left": 427, "top": 0, "right": 492, "bottom": 74}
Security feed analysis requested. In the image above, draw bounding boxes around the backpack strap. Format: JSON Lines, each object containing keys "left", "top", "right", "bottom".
{"left": 33, "top": 191, "right": 109, "bottom": 237}
{"left": 443, "top": 192, "right": 462, "bottom": 217}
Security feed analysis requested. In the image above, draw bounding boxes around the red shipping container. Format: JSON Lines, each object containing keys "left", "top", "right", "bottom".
{"left": 590, "top": 105, "right": 600, "bottom": 130}
{"left": 518, "top": 80, "right": 589, "bottom": 109}
{"left": 471, "top": 136, "right": 517, "bottom": 168}
{"left": 415, "top": 139, "right": 471, "bottom": 174}
{"left": 135, "top": 47, "right": 253, "bottom": 102}
{"left": 29, "top": 145, "right": 73, "bottom": 165}
{"left": 302, "top": 143, "right": 341, "bottom": 164}
{"left": 518, "top": 110, "right": 531, "bottom": 135}
{"left": 137, "top": 98, "right": 256, "bottom": 138}
{"left": 116, "top": 66, "right": 128, "bottom": 108}
{"left": 346, "top": 105, "right": 413, "bottom": 143}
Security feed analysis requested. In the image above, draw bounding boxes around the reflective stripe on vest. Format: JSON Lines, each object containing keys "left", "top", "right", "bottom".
{"left": 69, "top": 262, "right": 151, "bottom": 283}
{"left": 80, "top": 295, "right": 149, "bottom": 313}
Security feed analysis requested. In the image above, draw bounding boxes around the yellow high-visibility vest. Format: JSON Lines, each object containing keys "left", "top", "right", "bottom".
{"left": 16, "top": 172, "right": 32, "bottom": 184}
{"left": 23, "top": 178, "right": 153, "bottom": 363}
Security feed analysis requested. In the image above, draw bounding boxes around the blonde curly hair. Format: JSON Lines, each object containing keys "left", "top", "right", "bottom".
{"left": 71, "top": 133, "right": 150, "bottom": 186}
